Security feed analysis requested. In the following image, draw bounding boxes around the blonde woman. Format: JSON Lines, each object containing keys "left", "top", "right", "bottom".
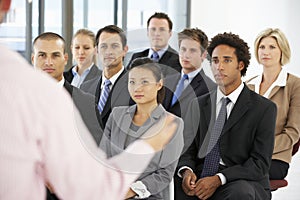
{"left": 64, "top": 28, "right": 101, "bottom": 88}
{"left": 246, "top": 28, "right": 300, "bottom": 180}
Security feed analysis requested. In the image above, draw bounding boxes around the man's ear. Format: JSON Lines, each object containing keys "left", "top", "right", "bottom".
{"left": 0, "top": 0, "right": 12, "bottom": 12}
{"left": 238, "top": 61, "right": 245, "bottom": 71}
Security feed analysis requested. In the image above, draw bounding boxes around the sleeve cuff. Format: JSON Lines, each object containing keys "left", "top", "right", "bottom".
{"left": 177, "top": 166, "right": 193, "bottom": 178}
{"left": 216, "top": 173, "right": 226, "bottom": 185}
{"left": 130, "top": 181, "right": 151, "bottom": 199}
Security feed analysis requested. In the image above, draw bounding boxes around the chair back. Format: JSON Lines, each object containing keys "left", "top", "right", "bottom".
{"left": 292, "top": 138, "right": 300, "bottom": 156}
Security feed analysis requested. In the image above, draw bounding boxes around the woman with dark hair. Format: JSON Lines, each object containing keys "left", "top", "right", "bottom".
{"left": 100, "top": 57, "right": 184, "bottom": 199}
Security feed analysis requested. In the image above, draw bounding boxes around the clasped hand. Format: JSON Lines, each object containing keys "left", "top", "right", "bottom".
{"left": 182, "top": 170, "right": 221, "bottom": 200}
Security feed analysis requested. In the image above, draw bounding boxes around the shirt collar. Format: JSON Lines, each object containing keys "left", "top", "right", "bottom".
{"left": 101, "top": 66, "right": 125, "bottom": 87}
{"left": 247, "top": 67, "right": 287, "bottom": 94}
{"left": 216, "top": 82, "right": 244, "bottom": 105}
{"left": 148, "top": 46, "right": 168, "bottom": 58}
{"left": 181, "top": 68, "right": 202, "bottom": 80}
{"left": 58, "top": 77, "right": 65, "bottom": 88}
{"left": 71, "top": 63, "right": 94, "bottom": 76}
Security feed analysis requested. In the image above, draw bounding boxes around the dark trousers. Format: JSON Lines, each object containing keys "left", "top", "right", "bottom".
{"left": 269, "top": 159, "right": 289, "bottom": 179}
{"left": 174, "top": 177, "right": 270, "bottom": 200}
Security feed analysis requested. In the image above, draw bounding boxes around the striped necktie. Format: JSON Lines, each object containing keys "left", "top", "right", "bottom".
{"left": 98, "top": 79, "right": 111, "bottom": 113}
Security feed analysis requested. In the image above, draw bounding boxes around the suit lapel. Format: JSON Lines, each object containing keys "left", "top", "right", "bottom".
{"left": 268, "top": 86, "right": 281, "bottom": 99}
{"left": 101, "top": 70, "right": 128, "bottom": 117}
{"left": 179, "top": 70, "right": 204, "bottom": 101}
{"left": 223, "top": 86, "right": 251, "bottom": 133}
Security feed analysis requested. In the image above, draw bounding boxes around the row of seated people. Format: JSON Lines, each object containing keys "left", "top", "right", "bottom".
{"left": 32, "top": 12, "right": 300, "bottom": 200}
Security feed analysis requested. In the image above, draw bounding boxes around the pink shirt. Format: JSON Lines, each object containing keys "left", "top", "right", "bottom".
{"left": 0, "top": 45, "right": 154, "bottom": 200}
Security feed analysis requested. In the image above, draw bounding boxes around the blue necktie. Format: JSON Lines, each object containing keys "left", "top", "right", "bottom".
{"left": 171, "top": 74, "right": 188, "bottom": 106}
{"left": 151, "top": 51, "right": 159, "bottom": 62}
{"left": 98, "top": 79, "right": 111, "bottom": 113}
{"left": 201, "top": 97, "right": 231, "bottom": 178}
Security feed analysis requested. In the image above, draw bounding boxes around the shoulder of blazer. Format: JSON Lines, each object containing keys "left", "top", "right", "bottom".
{"left": 63, "top": 80, "right": 73, "bottom": 95}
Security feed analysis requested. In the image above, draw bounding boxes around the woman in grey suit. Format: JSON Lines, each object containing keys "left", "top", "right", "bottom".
{"left": 100, "top": 57, "right": 184, "bottom": 199}
{"left": 246, "top": 28, "right": 300, "bottom": 180}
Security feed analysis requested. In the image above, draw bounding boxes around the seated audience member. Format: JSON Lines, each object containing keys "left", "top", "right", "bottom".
{"left": 32, "top": 32, "right": 103, "bottom": 145}
{"left": 176, "top": 32, "right": 277, "bottom": 200}
{"left": 246, "top": 28, "right": 300, "bottom": 180}
{"left": 80, "top": 25, "right": 134, "bottom": 130}
{"left": 64, "top": 28, "right": 101, "bottom": 88}
{"left": 100, "top": 57, "right": 184, "bottom": 199}
{"left": 126, "top": 12, "right": 181, "bottom": 77}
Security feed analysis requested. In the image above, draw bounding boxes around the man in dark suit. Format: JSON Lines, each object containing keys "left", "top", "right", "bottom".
{"left": 163, "top": 28, "right": 216, "bottom": 121}
{"left": 162, "top": 28, "right": 216, "bottom": 199}
{"left": 81, "top": 25, "right": 134, "bottom": 130}
{"left": 176, "top": 32, "right": 277, "bottom": 200}
{"left": 126, "top": 12, "right": 181, "bottom": 77}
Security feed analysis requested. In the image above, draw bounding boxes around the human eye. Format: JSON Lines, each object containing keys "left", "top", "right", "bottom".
{"left": 259, "top": 45, "right": 265, "bottom": 49}
{"left": 141, "top": 80, "right": 149, "bottom": 85}
{"left": 53, "top": 53, "right": 61, "bottom": 58}
{"left": 74, "top": 46, "right": 80, "bottom": 49}
{"left": 159, "top": 27, "right": 167, "bottom": 32}
{"left": 270, "top": 45, "right": 276, "bottom": 49}
{"left": 100, "top": 44, "right": 107, "bottom": 49}
{"left": 149, "top": 27, "right": 156, "bottom": 32}
{"left": 212, "top": 59, "right": 219, "bottom": 64}
{"left": 129, "top": 80, "right": 135, "bottom": 85}
{"left": 38, "top": 53, "right": 45, "bottom": 58}
{"left": 224, "top": 58, "right": 232, "bottom": 63}
{"left": 112, "top": 44, "right": 120, "bottom": 49}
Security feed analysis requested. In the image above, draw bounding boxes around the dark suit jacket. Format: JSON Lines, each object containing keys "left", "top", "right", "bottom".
{"left": 127, "top": 46, "right": 181, "bottom": 77}
{"left": 63, "top": 81, "right": 103, "bottom": 144}
{"left": 178, "top": 84, "right": 277, "bottom": 192}
{"left": 163, "top": 69, "right": 216, "bottom": 120}
{"left": 63, "top": 64, "right": 102, "bottom": 89}
{"left": 80, "top": 69, "right": 134, "bottom": 130}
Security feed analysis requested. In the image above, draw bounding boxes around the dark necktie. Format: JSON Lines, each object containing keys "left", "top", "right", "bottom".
{"left": 201, "top": 97, "right": 231, "bottom": 178}
{"left": 151, "top": 51, "right": 159, "bottom": 62}
{"left": 98, "top": 79, "right": 111, "bottom": 113}
{"left": 171, "top": 74, "right": 188, "bottom": 106}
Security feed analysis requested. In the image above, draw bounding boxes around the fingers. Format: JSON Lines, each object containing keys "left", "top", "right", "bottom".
{"left": 182, "top": 171, "right": 197, "bottom": 196}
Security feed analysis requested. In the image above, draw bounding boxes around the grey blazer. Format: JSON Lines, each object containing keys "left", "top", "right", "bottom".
{"left": 100, "top": 104, "right": 184, "bottom": 199}
{"left": 63, "top": 64, "right": 102, "bottom": 89}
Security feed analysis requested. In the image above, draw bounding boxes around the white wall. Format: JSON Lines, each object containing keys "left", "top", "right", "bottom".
{"left": 191, "top": 0, "right": 300, "bottom": 80}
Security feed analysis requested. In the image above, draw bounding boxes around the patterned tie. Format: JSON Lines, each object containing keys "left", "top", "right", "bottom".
{"left": 171, "top": 74, "right": 188, "bottom": 106}
{"left": 151, "top": 51, "right": 159, "bottom": 62}
{"left": 201, "top": 97, "right": 231, "bottom": 178}
{"left": 98, "top": 79, "right": 112, "bottom": 113}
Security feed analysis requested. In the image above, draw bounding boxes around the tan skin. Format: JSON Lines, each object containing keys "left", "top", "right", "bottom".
{"left": 257, "top": 36, "right": 282, "bottom": 95}
{"left": 97, "top": 32, "right": 128, "bottom": 79}
{"left": 182, "top": 44, "right": 244, "bottom": 199}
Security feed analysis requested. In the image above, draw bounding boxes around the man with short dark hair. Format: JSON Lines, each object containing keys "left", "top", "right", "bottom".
{"left": 176, "top": 32, "right": 277, "bottom": 200}
{"left": 127, "top": 12, "right": 181, "bottom": 77}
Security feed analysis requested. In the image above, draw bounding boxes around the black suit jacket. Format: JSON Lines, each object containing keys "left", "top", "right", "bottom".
{"left": 127, "top": 46, "right": 181, "bottom": 77}
{"left": 163, "top": 69, "right": 216, "bottom": 120}
{"left": 178, "top": 84, "right": 277, "bottom": 191}
{"left": 80, "top": 70, "right": 134, "bottom": 129}
{"left": 63, "top": 64, "right": 102, "bottom": 89}
{"left": 63, "top": 81, "right": 103, "bottom": 144}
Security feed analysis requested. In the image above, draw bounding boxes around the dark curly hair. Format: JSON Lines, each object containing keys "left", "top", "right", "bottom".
{"left": 207, "top": 32, "right": 251, "bottom": 76}
{"left": 128, "top": 57, "right": 165, "bottom": 104}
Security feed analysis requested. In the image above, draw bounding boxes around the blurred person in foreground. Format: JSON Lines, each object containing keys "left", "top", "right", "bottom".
{"left": 0, "top": 0, "right": 179, "bottom": 199}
